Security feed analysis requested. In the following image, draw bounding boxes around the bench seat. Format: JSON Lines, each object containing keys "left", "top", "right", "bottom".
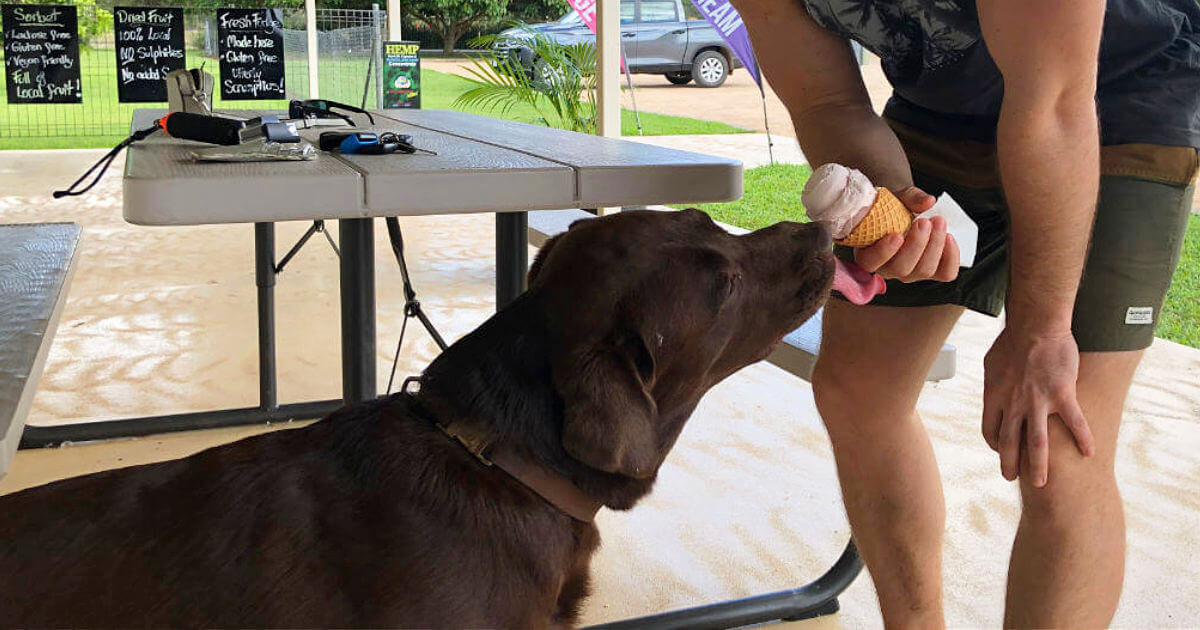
{"left": 1, "top": 223, "right": 82, "bottom": 477}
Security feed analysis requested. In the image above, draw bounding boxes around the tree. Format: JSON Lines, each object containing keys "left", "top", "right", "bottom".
{"left": 406, "top": 0, "right": 509, "bottom": 53}
{"left": 457, "top": 26, "right": 597, "bottom": 133}
{"left": 507, "top": 0, "right": 570, "bottom": 24}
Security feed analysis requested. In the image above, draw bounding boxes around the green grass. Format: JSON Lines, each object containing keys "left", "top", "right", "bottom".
{"left": 673, "top": 163, "right": 812, "bottom": 229}
{"left": 1159, "top": 214, "right": 1200, "bottom": 348}
{"left": 678, "top": 164, "right": 1200, "bottom": 349}
{"left": 0, "top": 47, "right": 743, "bottom": 150}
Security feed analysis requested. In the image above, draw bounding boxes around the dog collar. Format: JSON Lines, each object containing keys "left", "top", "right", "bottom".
{"left": 404, "top": 376, "right": 602, "bottom": 523}
{"left": 437, "top": 420, "right": 603, "bottom": 523}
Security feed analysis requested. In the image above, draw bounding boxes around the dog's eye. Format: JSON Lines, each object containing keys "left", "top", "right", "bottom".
{"left": 721, "top": 271, "right": 740, "bottom": 300}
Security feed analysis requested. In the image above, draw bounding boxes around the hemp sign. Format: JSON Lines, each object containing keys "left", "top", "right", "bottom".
{"left": 382, "top": 41, "right": 420, "bottom": 109}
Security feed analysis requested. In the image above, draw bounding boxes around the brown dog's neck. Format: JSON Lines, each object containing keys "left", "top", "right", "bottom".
{"left": 415, "top": 294, "right": 656, "bottom": 512}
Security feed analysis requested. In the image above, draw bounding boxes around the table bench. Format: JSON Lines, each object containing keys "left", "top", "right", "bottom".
{"left": 0, "top": 223, "right": 81, "bottom": 478}
{"left": 531, "top": 208, "right": 957, "bottom": 629}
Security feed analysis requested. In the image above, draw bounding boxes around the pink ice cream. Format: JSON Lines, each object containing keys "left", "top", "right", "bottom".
{"left": 801, "top": 163, "right": 888, "bottom": 305}
{"left": 801, "top": 163, "right": 877, "bottom": 240}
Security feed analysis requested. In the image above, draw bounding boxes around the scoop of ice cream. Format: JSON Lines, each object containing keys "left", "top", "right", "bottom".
{"left": 802, "top": 163, "right": 877, "bottom": 240}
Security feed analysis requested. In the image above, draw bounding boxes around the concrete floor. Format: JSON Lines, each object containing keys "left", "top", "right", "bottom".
{"left": 2, "top": 144, "right": 1199, "bottom": 628}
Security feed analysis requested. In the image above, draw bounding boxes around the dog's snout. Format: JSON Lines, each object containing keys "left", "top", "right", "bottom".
{"left": 784, "top": 221, "right": 832, "bottom": 251}
{"left": 807, "top": 222, "right": 833, "bottom": 251}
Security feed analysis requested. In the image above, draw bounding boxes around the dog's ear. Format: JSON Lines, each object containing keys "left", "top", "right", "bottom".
{"left": 557, "top": 330, "right": 660, "bottom": 479}
{"left": 529, "top": 218, "right": 596, "bottom": 286}
{"left": 528, "top": 233, "right": 563, "bottom": 285}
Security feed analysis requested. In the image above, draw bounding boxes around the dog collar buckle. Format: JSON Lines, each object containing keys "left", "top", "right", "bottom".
{"left": 439, "top": 422, "right": 493, "bottom": 467}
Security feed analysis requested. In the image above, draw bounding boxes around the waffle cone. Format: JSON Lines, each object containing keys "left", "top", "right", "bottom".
{"left": 835, "top": 187, "right": 913, "bottom": 248}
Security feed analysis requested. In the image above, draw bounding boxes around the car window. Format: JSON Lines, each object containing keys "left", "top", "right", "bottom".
{"left": 681, "top": 0, "right": 703, "bottom": 20}
{"left": 639, "top": 0, "right": 678, "bottom": 22}
{"left": 621, "top": 1, "right": 636, "bottom": 24}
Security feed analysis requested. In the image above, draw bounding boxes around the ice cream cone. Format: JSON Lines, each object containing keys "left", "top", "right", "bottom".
{"left": 835, "top": 187, "right": 913, "bottom": 248}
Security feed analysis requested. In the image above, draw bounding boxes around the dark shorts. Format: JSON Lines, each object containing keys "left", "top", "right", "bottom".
{"left": 833, "top": 121, "right": 1198, "bottom": 352}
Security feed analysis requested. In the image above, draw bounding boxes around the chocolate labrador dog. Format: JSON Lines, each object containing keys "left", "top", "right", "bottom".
{"left": 0, "top": 210, "right": 875, "bottom": 628}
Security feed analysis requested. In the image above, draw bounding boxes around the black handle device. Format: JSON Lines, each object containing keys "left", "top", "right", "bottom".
{"left": 159, "top": 111, "right": 246, "bottom": 145}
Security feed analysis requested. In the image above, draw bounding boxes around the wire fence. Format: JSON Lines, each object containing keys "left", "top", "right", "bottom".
{"left": 0, "top": 4, "right": 387, "bottom": 142}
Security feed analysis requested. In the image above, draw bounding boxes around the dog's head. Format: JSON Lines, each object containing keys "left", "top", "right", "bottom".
{"left": 528, "top": 209, "right": 836, "bottom": 480}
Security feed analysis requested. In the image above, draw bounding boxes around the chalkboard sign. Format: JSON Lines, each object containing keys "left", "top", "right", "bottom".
{"left": 3, "top": 4, "right": 82, "bottom": 104}
{"left": 114, "top": 7, "right": 185, "bottom": 102}
{"left": 382, "top": 41, "right": 420, "bottom": 109}
{"left": 217, "top": 8, "right": 285, "bottom": 100}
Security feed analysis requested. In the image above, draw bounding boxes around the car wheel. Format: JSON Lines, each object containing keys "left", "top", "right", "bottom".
{"left": 665, "top": 72, "right": 692, "bottom": 85}
{"left": 692, "top": 50, "right": 728, "bottom": 88}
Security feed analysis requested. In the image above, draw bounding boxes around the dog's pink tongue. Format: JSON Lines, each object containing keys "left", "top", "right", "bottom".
{"left": 833, "top": 258, "right": 887, "bottom": 305}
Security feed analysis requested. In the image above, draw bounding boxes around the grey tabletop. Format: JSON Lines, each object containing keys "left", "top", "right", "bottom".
{"left": 123, "top": 109, "right": 742, "bottom": 226}
{"left": 0, "top": 223, "right": 81, "bottom": 477}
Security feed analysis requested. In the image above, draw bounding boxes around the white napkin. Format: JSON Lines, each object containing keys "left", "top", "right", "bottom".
{"left": 920, "top": 193, "right": 978, "bottom": 268}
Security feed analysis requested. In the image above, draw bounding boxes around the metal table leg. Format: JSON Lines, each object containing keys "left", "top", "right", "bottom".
{"left": 338, "top": 218, "right": 376, "bottom": 404}
{"left": 496, "top": 211, "right": 528, "bottom": 309}
{"left": 20, "top": 222, "right": 343, "bottom": 448}
{"left": 585, "top": 539, "right": 863, "bottom": 630}
{"left": 255, "top": 223, "right": 278, "bottom": 412}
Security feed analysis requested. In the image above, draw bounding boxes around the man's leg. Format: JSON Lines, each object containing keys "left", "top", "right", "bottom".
{"left": 813, "top": 300, "right": 964, "bottom": 628}
{"left": 1004, "top": 350, "right": 1141, "bottom": 628}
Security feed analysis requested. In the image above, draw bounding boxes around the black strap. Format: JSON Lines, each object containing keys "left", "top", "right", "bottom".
{"left": 53, "top": 123, "right": 161, "bottom": 198}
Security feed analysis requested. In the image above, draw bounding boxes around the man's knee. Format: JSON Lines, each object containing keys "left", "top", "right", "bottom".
{"left": 1019, "top": 416, "right": 1120, "bottom": 529}
{"left": 812, "top": 355, "right": 921, "bottom": 436}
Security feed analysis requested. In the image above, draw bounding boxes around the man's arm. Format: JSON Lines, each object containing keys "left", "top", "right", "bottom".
{"left": 732, "top": 0, "right": 958, "bottom": 281}
{"left": 977, "top": 0, "right": 1104, "bottom": 486}
{"left": 731, "top": 0, "right": 911, "bottom": 189}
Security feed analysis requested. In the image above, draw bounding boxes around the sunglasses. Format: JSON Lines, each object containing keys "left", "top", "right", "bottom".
{"left": 288, "top": 99, "right": 375, "bottom": 126}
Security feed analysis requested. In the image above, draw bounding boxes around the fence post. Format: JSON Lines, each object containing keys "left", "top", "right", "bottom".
{"left": 372, "top": 4, "right": 384, "bottom": 110}
{"left": 306, "top": 0, "right": 320, "bottom": 98}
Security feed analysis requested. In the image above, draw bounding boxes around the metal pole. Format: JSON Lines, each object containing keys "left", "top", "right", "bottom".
{"left": 339, "top": 218, "right": 377, "bottom": 403}
{"left": 372, "top": 4, "right": 385, "bottom": 110}
{"left": 495, "top": 212, "right": 528, "bottom": 309}
{"left": 620, "top": 39, "right": 643, "bottom": 136}
{"left": 19, "top": 400, "right": 345, "bottom": 448}
{"left": 254, "top": 223, "right": 278, "bottom": 411}
{"left": 584, "top": 540, "right": 862, "bottom": 630}
{"left": 760, "top": 82, "right": 775, "bottom": 165}
{"left": 305, "top": 0, "right": 319, "bottom": 98}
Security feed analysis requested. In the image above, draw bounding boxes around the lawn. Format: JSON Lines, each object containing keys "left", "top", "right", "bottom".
{"left": 0, "top": 47, "right": 744, "bottom": 150}
{"left": 680, "top": 163, "right": 1200, "bottom": 349}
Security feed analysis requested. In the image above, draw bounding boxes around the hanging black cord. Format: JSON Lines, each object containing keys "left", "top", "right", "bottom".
{"left": 384, "top": 216, "right": 449, "bottom": 394}
{"left": 53, "top": 123, "right": 161, "bottom": 198}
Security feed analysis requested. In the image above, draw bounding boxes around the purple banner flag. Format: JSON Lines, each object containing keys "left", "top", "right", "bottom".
{"left": 687, "top": 0, "right": 760, "bottom": 86}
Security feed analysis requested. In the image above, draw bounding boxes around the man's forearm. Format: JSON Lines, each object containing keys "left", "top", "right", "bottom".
{"left": 997, "top": 98, "right": 1099, "bottom": 333}
{"left": 791, "top": 103, "right": 916, "bottom": 193}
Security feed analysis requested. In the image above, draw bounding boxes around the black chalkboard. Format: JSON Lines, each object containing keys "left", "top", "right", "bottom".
{"left": 217, "top": 8, "right": 285, "bottom": 100}
{"left": 3, "top": 4, "right": 82, "bottom": 104}
{"left": 114, "top": 6, "right": 185, "bottom": 103}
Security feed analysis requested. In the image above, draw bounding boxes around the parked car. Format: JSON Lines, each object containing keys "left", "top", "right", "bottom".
{"left": 493, "top": 0, "right": 743, "bottom": 87}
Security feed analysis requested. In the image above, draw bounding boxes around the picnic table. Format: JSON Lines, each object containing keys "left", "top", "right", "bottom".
{"left": 0, "top": 223, "right": 81, "bottom": 478}
{"left": 18, "top": 108, "right": 865, "bottom": 628}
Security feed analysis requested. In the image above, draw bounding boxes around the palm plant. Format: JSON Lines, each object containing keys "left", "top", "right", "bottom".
{"left": 456, "top": 24, "right": 598, "bottom": 133}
